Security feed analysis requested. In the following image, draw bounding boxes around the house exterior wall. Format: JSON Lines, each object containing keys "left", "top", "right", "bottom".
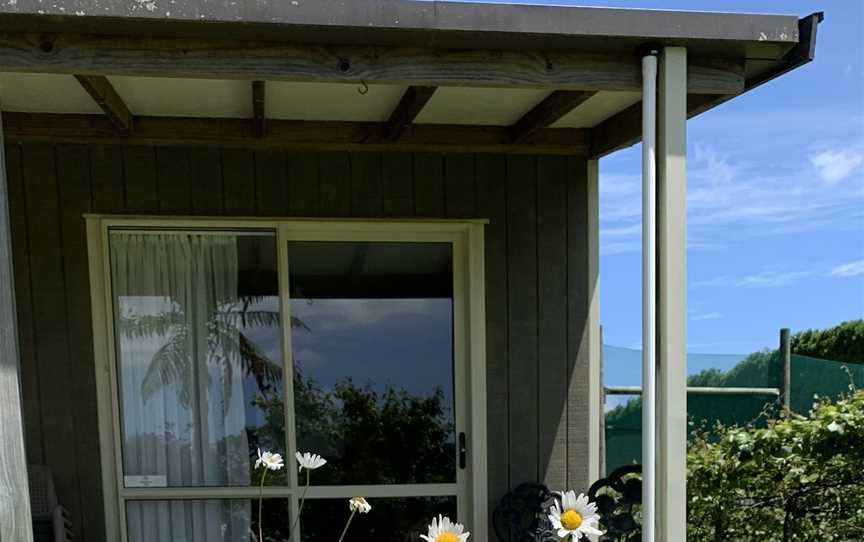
{"left": 5, "top": 142, "right": 598, "bottom": 541}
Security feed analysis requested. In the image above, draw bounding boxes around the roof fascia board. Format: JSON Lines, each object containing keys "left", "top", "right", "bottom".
{"left": 0, "top": 1, "right": 800, "bottom": 51}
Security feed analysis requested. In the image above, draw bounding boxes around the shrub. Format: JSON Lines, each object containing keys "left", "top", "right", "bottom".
{"left": 687, "top": 390, "right": 864, "bottom": 541}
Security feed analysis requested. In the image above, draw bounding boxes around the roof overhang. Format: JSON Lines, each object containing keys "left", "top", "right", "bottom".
{"left": 0, "top": 1, "right": 822, "bottom": 156}
{"left": 0, "top": 1, "right": 800, "bottom": 55}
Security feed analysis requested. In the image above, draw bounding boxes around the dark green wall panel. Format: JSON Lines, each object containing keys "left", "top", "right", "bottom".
{"left": 6, "top": 143, "right": 593, "bottom": 542}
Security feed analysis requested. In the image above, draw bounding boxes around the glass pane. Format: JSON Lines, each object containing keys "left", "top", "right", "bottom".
{"left": 111, "top": 232, "right": 287, "bottom": 487}
{"left": 126, "top": 499, "right": 291, "bottom": 542}
{"left": 301, "top": 496, "right": 457, "bottom": 542}
{"left": 288, "top": 241, "right": 456, "bottom": 485}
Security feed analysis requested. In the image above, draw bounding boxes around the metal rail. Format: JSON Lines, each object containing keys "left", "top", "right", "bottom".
{"left": 605, "top": 386, "right": 780, "bottom": 396}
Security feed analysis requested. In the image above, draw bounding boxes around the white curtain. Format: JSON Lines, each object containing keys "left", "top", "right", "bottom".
{"left": 111, "top": 233, "right": 252, "bottom": 542}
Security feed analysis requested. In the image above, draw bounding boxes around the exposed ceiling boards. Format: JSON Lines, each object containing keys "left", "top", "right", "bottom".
{"left": 415, "top": 87, "right": 549, "bottom": 126}
{"left": 0, "top": 73, "right": 641, "bottom": 130}
{"left": 0, "top": 73, "right": 102, "bottom": 114}
{"left": 109, "top": 76, "right": 252, "bottom": 118}
{"left": 266, "top": 82, "right": 406, "bottom": 121}
{"left": 552, "top": 91, "right": 641, "bottom": 128}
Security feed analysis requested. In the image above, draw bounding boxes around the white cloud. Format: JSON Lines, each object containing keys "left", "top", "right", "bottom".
{"left": 599, "top": 139, "right": 864, "bottom": 256}
{"left": 291, "top": 298, "right": 444, "bottom": 331}
{"left": 830, "top": 259, "right": 864, "bottom": 277}
{"left": 736, "top": 270, "right": 812, "bottom": 288}
{"left": 691, "top": 312, "right": 723, "bottom": 321}
{"left": 601, "top": 241, "right": 641, "bottom": 256}
{"left": 695, "top": 269, "right": 813, "bottom": 289}
{"left": 810, "top": 149, "right": 864, "bottom": 184}
{"left": 293, "top": 348, "right": 323, "bottom": 365}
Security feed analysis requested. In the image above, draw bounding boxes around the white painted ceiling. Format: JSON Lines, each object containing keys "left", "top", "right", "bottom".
{"left": 415, "top": 86, "right": 550, "bottom": 126}
{"left": 0, "top": 73, "right": 638, "bottom": 128}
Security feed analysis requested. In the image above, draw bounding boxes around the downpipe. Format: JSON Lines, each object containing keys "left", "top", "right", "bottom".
{"left": 641, "top": 51, "right": 658, "bottom": 542}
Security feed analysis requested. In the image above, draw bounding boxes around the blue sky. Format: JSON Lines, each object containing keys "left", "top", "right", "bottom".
{"left": 599, "top": 1, "right": 863, "bottom": 356}
{"left": 480, "top": 1, "right": 864, "bottom": 357}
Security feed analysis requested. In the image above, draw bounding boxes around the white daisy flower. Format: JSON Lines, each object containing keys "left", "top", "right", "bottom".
{"left": 419, "top": 514, "right": 470, "bottom": 542}
{"left": 295, "top": 451, "right": 327, "bottom": 472}
{"left": 548, "top": 491, "right": 604, "bottom": 540}
{"left": 348, "top": 496, "right": 372, "bottom": 514}
{"left": 254, "top": 448, "right": 284, "bottom": 471}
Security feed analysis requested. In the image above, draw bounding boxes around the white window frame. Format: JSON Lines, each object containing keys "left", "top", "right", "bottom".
{"left": 86, "top": 216, "right": 488, "bottom": 542}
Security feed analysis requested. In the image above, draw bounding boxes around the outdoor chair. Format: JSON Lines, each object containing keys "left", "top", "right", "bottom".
{"left": 29, "top": 465, "right": 74, "bottom": 542}
{"left": 493, "top": 465, "right": 642, "bottom": 541}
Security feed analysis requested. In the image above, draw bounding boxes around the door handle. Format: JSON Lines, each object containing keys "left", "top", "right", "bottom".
{"left": 458, "top": 432, "right": 467, "bottom": 469}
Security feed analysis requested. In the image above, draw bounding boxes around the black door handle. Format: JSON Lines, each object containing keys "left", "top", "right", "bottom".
{"left": 459, "top": 432, "right": 467, "bottom": 469}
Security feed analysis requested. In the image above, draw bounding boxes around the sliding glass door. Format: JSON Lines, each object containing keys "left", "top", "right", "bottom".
{"left": 285, "top": 239, "right": 462, "bottom": 540}
{"left": 97, "top": 221, "right": 477, "bottom": 542}
{"left": 110, "top": 231, "right": 291, "bottom": 541}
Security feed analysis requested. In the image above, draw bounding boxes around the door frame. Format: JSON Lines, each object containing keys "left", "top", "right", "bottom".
{"left": 85, "top": 215, "right": 489, "bottom": 541}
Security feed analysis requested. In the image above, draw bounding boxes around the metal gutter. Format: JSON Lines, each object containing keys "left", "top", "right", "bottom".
{"left": 687, "top": 13, "right": 824, "bottom": 117}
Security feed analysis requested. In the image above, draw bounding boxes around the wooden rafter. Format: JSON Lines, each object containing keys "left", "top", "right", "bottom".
{"left": 73, "top": 74, "right": 133, "bottom": 133}
{"left": 0, "top": 33, "right": 745, "bottom": 95}
{"left": 589, "top": 94, "right": 725, "bottom": 158}
{"left": 252, "top": 80, "right": 266, "bottom": 137}
{"left": 1, "top": 112, "right": 590, "bottom": 155}
{"left": 381, "top": 85, "right": 436, "bottom": 141}
{"left": 509, "top": 90, "right": 595, "bottom": 144}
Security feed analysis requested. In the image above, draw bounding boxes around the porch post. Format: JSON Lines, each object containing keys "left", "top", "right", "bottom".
{"left": 586, "top": 159, "right": 602, "bottom": 485}
{"left": 656, "top": 46, "right": 687, "bottom": 541}
{"left": 0, "top": 109, "right": 34, "bottom": 540}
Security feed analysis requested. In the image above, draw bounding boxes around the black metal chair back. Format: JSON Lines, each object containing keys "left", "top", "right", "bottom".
{"left": 492, "top": 465, "right": 643, "bottom": 541}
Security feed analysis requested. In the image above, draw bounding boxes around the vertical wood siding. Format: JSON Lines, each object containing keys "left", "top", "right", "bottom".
{"left": 6, "top": 143, "right": 595, "bottom": 541}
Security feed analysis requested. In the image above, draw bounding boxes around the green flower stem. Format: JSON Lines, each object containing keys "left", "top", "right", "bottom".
{"left": 288, "top": 469, "right": 311, "bottom": 541}
{"left": 336, "top": 509, "right": 357, "bottom": 542}
{"left": 258, "top": 469, "right": 268, "bottom": 542}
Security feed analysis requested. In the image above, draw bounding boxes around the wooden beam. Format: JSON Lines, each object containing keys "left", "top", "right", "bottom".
{"left": 2, "top": 112, "right": 591, "bottom": 155}
{"left": 509, "top": 90, "right": 595, "bottom": 144}
{"left": 589, "top": 101, "right": 641, "bottom": 158}
{"left": 0, "top": 108, "right": 34, "bottom": 541}
{"left": 0, "top": 33, "right": 745, "bottom": 94}
{"left": 252, "top": 80, "right": 266, "bottom": 137}
{"left": 589, "top": 93, "right": 724, "bottom": 158}
{"left": 381, "top": 85, "right": 436, "bottom": 141}
{"left": 73, "top": 74, "right": 133, "bottom": 133}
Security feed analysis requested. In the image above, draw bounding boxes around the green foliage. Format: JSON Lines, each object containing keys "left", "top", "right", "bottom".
{"left": 793, "top": 320, "right": 864, "bottom": 365}
{"left": 687, "top": 390, "right": 864, "bottom": 541}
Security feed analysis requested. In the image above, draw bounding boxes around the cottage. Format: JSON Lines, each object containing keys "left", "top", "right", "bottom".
{"left": 0, "top": 2, "right": 820, "bottom": 540}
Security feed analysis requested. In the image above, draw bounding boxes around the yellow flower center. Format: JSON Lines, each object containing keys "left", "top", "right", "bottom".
{"left": 561, "top": 510, "right": 583, "bottom": 530}
{"left": 435, "top": 533, "right": 458, "bottom": 542}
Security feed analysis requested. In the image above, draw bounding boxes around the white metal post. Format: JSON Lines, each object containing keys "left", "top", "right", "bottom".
{"left": 657, "top": 46, "right": 688, "bottom": 542}
{"left": 641, "top": 52, "right": 658, "bottom": 542}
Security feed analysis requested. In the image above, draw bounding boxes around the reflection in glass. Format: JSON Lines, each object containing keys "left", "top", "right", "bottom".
{"left": 301, "top": 496, "right": 457, "bottom": 542}
{"left": 288, "top": 241, "right": 456, "bottom": 485}
{"left": 111, "top": 233, "right": 285, "bottom": 488}
{"left": 126, "top": 499, "right": 291, "bottom": 542}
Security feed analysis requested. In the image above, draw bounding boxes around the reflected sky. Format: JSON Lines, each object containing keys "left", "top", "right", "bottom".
{"left": 290, "top": 298, "right": 454, "bottom": 413}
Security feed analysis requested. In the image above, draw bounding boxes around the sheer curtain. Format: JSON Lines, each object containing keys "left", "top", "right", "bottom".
{"left": 111, "top": 233, "right": 251, "bottom": 542}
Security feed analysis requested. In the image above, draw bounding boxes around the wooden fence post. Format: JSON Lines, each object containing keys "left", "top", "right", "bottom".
{"left": 779, "top": 328, "right": 791, "bottom": 416}
{"left": 599, "top": 325, "right": 606, "bottom": 477}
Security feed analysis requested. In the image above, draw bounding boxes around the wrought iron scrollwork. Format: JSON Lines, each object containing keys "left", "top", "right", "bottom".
{"left": 492, "top": 482, "right": 560, "bottom": 542}
{"left": 493, "top": 465, "right": 642, "bottom": 541}
{"left": 587, "top": 465, "right": 643, "bottom": 541}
